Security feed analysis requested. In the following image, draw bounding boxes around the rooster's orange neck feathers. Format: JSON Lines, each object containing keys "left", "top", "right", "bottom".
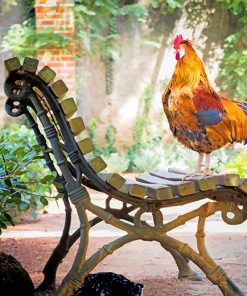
{"left": 172, "top": 41, "right": 216, "bottom": 94}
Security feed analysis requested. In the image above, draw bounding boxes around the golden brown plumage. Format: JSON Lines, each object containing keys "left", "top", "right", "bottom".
{"left": 162, "top": 35, "right": 247, "bottom": 175}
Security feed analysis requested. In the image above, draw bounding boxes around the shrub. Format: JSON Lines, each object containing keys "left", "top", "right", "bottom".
{"left": 0, "top": 124, "right": 57, "bottom": 234}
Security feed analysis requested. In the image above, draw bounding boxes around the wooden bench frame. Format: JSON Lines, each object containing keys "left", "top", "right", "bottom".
{"left": 3, "top": 57, "right": 247, "bottom": 296}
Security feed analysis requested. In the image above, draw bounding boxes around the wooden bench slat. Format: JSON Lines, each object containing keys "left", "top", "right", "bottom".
{"left": 126, "top": 179, "right": 173, "bottom": 200}
{"left": 151, "top": 169, "right": 216, "bottom": 192}
{"left": 23, "top": 57, "right": 39, "bottom": 73}
{"left": 138, "top": 182, "right": 173, "bottom": 200}
{"left": 50, "top": 80, "right": 68, "bottom": 98}
{"left": 78, "top": 138, "right": 94, "bottom": 154}
{"left": 88, "top": 156, "right": 107, "bottom": 173}
{"left": 69, "top": 117, "right": 85, "bottom": 136}
{"left": 168, "top": 167, "right": 188, "bottom": 174}
{"left": 38, "top": 66, "right": 56, "bottom": 84}
{"left": 240, "top": 178, "right": 247, "bottom": 193}
{"left": 136, "top": 174, "right": 196, "bottom": 197}
{"left": 4, "top": 57, "right": 21, "bottom": 75}
{"left": 99, "top": 173, "right": 126, "bottom": 190}
{"left": 120, "top": 179, "right": 147, "bottom": 198}
{"left": 150, "top": 170, "right": 183, "bottom": 181}
{"left": 60, "top": 98, "right": 77, "bottom": 117}
{"left": 213, "top": 174, "right": 240, "bottom": 187}
{"left": 168, "top": 168, "right": 240, "bottom": 187}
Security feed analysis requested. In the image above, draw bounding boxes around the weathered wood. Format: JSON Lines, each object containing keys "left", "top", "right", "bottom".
{"left": 168, "top": 169, "right": 240, "bottom": 187}
{"left": 23, "top": 57, "right": 39, "bottom": 73}
{"left": 88, "top": 156, "right": 107, "bottom": 173}
{"left": 213, "top": 174, "right": 240, "bottom": 187}
{"left": 38, "top": 66, "right": 56, "bottom": 84}
{"left": 4, "top": 57, "right": 21, "bottom": 75}
{"left": 99, "top": 173, "right": 126, "bottom": 190}
{"left": 168, "top": 167, "right": 188, "bottom": 175}
{"left": 78, "top": 138, "right": 94, "bottom": 154}
{"left": 150, "top": 170, "right": 183, "bottom": 181}
{"left": 136, "top": 173, "right": 196, "bottom": 197}
{"left": 239, "top": 179, "right": 247, "bottom": 193}
{"left": 141, "top": 183, "right": 173, "bottom": 200}
{"left": 50, "top": 80, "right": 68, "bottom": 98}
{"left": 194, "top": 176, "right": 216, "bottom": 191}
{"left": 60, "top": 98, "right": 77, "bottom": 117}
{"left": 129, "top": 178, "right": 173, "bottom": 200}
{"left": 69, "top": 117, "right": 85, "bottom": 136}
{"left": 151, "top": 169, "right": 216, "bottom": 192}
{"left": 120, "top": 179, "right": 147, "bottom": 198}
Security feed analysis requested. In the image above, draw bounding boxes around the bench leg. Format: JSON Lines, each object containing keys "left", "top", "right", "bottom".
{"left": 160, "top": 242, "right": 202, "bottom": 281}
{"left": 159, "top": 235, "right": 245, "bottom": 296}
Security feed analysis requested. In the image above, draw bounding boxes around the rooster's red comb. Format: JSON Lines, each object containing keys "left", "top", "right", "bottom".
{"left": 173, "top": 34, "right": 183, "bottom": 49}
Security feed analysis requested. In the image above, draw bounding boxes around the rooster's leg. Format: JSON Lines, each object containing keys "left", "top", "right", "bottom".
{"left": 204, "top": 153, "right": 211, "bottom": 175}
{"left": 196, "top": 153, "right": 204, "bottom": 173}
{"left": 183, "top": 153, "right": 204, "bottom": 180}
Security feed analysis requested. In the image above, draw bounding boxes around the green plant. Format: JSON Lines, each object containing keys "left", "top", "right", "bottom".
{"left": 102, "top": 152, "right": 129, "bottom": 173}
{"left": 1, "top": 20, "right": 68, "bottom": 59}
{"left": 0, "top": 125, "right": 58, "bottom": 234}
{"left": 216, "top": 0, "right": 247, "bottom": 100}
{"left": 217, "top": 27, "right": 247, "bottom": 100}
{"left": 224, "top": 150, "right": 247, "bottom": 177}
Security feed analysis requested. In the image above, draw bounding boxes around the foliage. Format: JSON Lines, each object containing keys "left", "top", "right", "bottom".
{"left": 1, "top": 20, "right": 68, "bottom": 59}
{"left": 150, "top": 0, "right": 183, "bottom": 13}
{"left": 225, "top": 149, "right": 247, "bottom": 177}
{"left": 102, "top": 153, "right": 129, "bottom": 173}
{"left": 0, "top": 125, "right": 57, "bottom": 234}
{"left": 217, "top": 27, "right": 247, "bottom": 100}
{"left": 217, "top": 0, "right": 247, "bottom": 100}
{"left": 74, "top": 1, "right": 149, "bottom": 57}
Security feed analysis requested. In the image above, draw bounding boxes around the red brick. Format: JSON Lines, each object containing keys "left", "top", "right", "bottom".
{"left": 47, "top": 62, "right": 64, "bottom": 68}
{"left": 60, "top": 56, "right": 73, "bottom": 61}
{"left": 56, "top": 7, "right": 66, "bottom": 13}
{"left": 36, "top": 0, "right": 46, "bottom": 4}
{"left": 41, "top": 20, "right": 54, "bottom": 25}
{"left": 51, "top": 13, "right": 62, "bottom": 18}
{"left": 35, "top": 7, "right": 53, "bottom": 13}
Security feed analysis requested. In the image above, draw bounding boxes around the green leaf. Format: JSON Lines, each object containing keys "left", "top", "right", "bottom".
{"left": 3, "top": 212, "right": 15, "bottom": 226}
{"left": 40, "top": 174, "right": 55, "bottom": 184}
{"left": 55, "top": 193, "right": 64, "bottom": 199}
{"left": 76, "top": 4, "right": 96, "bottom": 16}
{"left": 5, "top": 197, "right": 21, "bottom": 205}
{"left": 53, "top": 181, "right": 64, "bottom": 190}
{"left": 40, "top": 196, "right": 48, "bottom": 206}
{"left": 119, "top": 4, "right": 149, "bottom": 21}
{"left": 151, "top": 0, "right": 159, "bottom": 9}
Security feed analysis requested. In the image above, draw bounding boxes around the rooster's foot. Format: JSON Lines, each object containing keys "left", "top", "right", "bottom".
{"left": 183, "top": 170, "right": 211, "bottom": 181}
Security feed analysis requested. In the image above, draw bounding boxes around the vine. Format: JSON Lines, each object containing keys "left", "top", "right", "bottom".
{"left": 217, "top": 0, "right": 247, "bottom": 100}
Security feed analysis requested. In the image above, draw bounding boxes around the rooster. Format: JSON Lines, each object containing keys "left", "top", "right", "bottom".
{"left": 162, "top": 34, "right": 247, "bottom": 177}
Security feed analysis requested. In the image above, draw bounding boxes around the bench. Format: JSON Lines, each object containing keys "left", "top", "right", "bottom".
{"left": 3, "top": 57, "right": 247, "bottom": 296}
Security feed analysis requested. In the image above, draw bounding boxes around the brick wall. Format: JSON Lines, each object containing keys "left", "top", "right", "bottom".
{"left": 35, "top": 0, "right": 76, "bottom": 96}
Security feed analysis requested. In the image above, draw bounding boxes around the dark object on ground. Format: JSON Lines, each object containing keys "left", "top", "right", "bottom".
{"left": 74, "top": 272, "right": 144, "bottom": 296}
{"left": 0, "top": 251, "right": 34, "bottom": 296}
